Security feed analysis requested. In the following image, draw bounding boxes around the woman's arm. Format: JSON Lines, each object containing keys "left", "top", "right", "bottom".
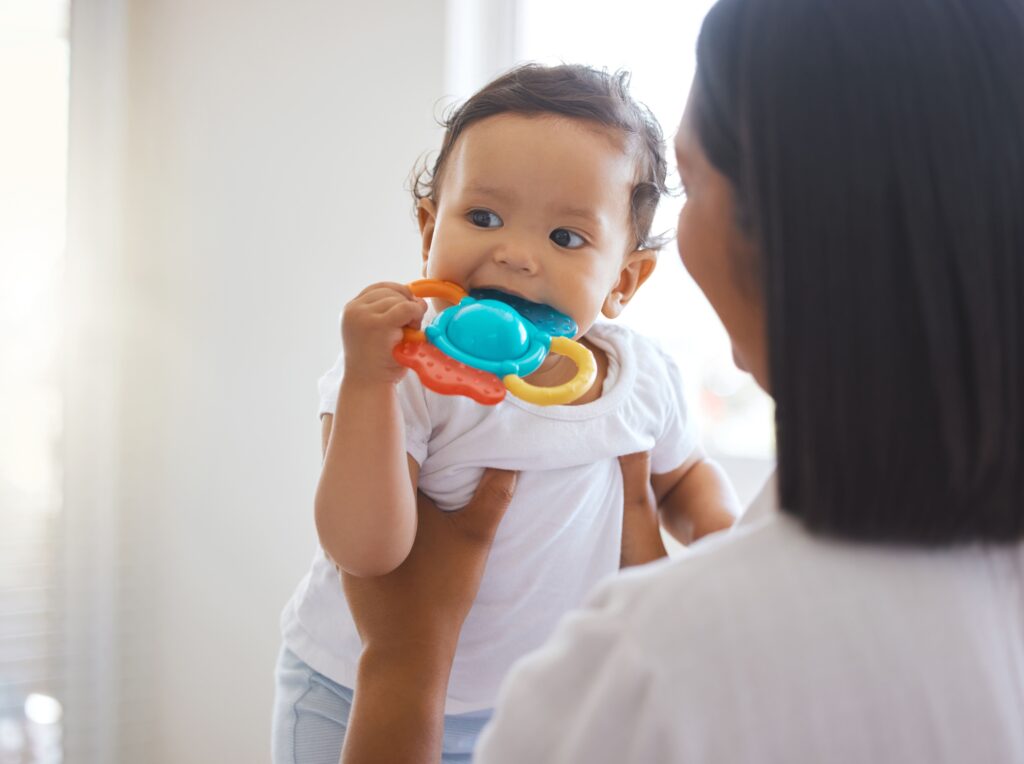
{"left": 619, "top": 452, "right": 670, "bottom": 567}
{"left": 343, "top": 646, "right": 452, "bottom": 763}
{"left": 339, "top": 469, "right": 519, "bottom": 764}
{"left": 314, "top": 282, "right": 426, "bottom": 577}
{"left": 338, "top": 454, "right": 659, "bottom": 764}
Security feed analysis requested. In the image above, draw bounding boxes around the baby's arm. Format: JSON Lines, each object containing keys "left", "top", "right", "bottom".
{"left": 314, "top": 283, "right": 427, "bottom": 577}
{"left": 651, "top": 451, "right": 741, "bottom": 545}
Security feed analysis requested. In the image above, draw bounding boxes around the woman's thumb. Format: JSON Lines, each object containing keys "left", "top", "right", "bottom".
{"left": 461, "top": 468, "right": 518, "bottom": 543}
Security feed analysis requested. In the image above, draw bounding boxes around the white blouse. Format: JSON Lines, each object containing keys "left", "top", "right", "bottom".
{"left": 476, "top": 477, "right": 1024, "bottom": 762}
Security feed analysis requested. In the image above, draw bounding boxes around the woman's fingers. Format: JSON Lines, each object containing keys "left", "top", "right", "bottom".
{"left": 619, "top": 451, "right": 654, "bottom": 511}
{"left": 618, "top": 452, "right": 668, "bottom": 567}
{"left": 420, "top": 468, "right": 517, "bottom": 547}
{"left": 458, "top": 468, "right": 518, "bottom": 544}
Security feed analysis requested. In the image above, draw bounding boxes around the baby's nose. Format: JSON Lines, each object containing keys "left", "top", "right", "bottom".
{"left": 493, "top": 243, "right": 538, "bottom": 274}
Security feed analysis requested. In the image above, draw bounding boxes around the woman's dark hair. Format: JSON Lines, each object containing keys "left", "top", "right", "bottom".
{"left": 695, "top": 0, "right": 1024, "bottom": 543}
{"left": 412, "top": 63, "right": 669, "bottom": 250}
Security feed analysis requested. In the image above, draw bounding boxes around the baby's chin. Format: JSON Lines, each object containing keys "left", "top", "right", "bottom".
{"left": 571, "top": 316, "right": 597, "bottom": 340}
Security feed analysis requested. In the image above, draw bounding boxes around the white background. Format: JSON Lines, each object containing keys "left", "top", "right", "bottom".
{"left": 8, "top": 0, "right": 775, "bottom": 761}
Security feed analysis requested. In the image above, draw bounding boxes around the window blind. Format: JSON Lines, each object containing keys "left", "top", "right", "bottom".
{"left": 2, "top": 2, "right": 153, "bottom": 762}
{"left": 0, "top": 3, "right": 70, "bottom": 761}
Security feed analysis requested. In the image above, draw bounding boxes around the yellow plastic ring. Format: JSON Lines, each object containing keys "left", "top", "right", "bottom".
{"left": 502, "top": 336, "right": 597, "bottom": 406}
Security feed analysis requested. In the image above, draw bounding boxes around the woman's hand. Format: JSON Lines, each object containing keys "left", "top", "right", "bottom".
{"left": 342, "top": 468, "right": 518, "bottom": 655}
{"left": 340, "top": 469, "right": 518, "bottom": 764}
{"left": 618, "top": 452, "right": 669, "bottom": 567}
{"left": 339, "top": 454, "right": 659, "bottom": 764}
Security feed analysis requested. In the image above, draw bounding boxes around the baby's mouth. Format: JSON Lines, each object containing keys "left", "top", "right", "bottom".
{"left": 469, "top": 285, "right": 535, "bottom": 304}
{"left": 467, "top": 288, "right": 578, "bottom": 339}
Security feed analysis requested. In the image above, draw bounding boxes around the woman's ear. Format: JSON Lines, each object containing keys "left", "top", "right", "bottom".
{"left": 602, "top": 250, "right": 657, "bottom": 318}
{"left": 417, "top": 198, "right": 438, "bottom": 275}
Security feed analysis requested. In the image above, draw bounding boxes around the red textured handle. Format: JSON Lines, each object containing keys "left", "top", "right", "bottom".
{"left": 393, "top": 339, "right": 506, "bottom": 405}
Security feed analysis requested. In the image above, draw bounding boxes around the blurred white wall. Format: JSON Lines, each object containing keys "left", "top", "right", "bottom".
{"left": 116, "top": 1, "right": 446, "bottom": 761}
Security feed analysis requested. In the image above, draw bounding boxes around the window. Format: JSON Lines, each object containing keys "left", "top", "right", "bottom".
{"left": 0, "top": 2, "right": 70, "bottom": 761}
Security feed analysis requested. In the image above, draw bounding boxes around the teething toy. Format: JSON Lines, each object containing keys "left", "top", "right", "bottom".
{"left": 393, "top": 279, "right": 597, "bottom": 406}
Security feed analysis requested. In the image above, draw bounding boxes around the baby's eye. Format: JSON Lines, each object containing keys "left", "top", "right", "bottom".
{"left": 550, "top": 228, "right": 586, "bottom": 249}
{"left": 469, "top": 209, "right": 503, "bottom": 228}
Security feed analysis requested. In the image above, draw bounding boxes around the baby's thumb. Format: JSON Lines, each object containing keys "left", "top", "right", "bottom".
{"left": 386, "top": 297, "right": 427, "bottom": 327}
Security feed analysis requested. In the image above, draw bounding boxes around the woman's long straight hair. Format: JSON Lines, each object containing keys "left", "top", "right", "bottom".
{"left": 695, "top": 0, "right": 1024, "bottom": 542}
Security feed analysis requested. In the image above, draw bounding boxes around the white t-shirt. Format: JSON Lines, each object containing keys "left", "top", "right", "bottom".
{"left": 280, "top": 322, "right": 698, "bottom": 713}
{"left": 477, "top": 477, "right": 1024, "bottom": 762}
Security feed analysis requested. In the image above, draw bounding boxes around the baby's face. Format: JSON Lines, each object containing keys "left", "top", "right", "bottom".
{"left": 418, "top": 114, "right": 643, "bottom": 337}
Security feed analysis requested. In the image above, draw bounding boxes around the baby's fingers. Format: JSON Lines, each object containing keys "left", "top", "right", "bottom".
{"left": 383, "top": 297, "right": 428, "bottom": 327}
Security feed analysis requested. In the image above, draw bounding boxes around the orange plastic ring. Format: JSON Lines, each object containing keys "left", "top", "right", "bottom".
{"left": 407, "top": 279, "right": 468, "bottom": 304}
{"left": 400, "top": 279, "right": 468, "bottom": 342}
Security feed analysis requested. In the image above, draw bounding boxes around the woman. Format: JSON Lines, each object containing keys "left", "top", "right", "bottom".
{"left": 340, "top": 0, "right": 1024, "bottom": 760}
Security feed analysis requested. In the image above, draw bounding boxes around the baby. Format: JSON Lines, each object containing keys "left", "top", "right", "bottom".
{"left": 274, "top": 64, "right": 739, "bottom": 762}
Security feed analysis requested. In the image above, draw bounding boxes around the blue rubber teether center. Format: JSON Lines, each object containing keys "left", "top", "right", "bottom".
{"left": 469, "top": 289, "right": 577, "bottom": 338}
{"left": 425, "top": 297, "right": 550, "bottom": 378}
{"left": 446, "top": 301, "right": 528, "bottom": 361}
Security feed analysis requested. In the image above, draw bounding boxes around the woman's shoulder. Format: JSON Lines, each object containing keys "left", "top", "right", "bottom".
{"left": 593, "top": 510, "right": 1024, "bottom": 708}
{"left": 478, "top": 516, "right": 814, "bottom": 761}
{"left": 597, "top": 513, "right": 805, "bottom": 631}
{"left": 484, "top": 515, "right": 1024, "bottom": 762}
{"left": 586, "top": 509, "right": 1021, "bottom": 690}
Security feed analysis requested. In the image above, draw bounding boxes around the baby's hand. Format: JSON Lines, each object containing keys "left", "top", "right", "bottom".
{"left": 341, "top": 282, "right": 427, "bottom": 386}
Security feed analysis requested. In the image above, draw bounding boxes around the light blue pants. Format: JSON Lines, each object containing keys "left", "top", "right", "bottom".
{"left": 271, "top": 646, "right": 492, "bottom": 764}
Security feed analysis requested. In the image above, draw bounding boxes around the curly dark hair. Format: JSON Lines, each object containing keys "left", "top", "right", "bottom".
{"left": 411, "top": 63, "right": 670, "bottom": 251}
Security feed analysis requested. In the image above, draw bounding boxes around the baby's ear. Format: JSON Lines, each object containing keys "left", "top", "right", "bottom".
{"left": 416, "top": 198, "right": 438, "bottom": 274}
{"left": 602, "top": 249, "right": 657, "bottom": 319}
